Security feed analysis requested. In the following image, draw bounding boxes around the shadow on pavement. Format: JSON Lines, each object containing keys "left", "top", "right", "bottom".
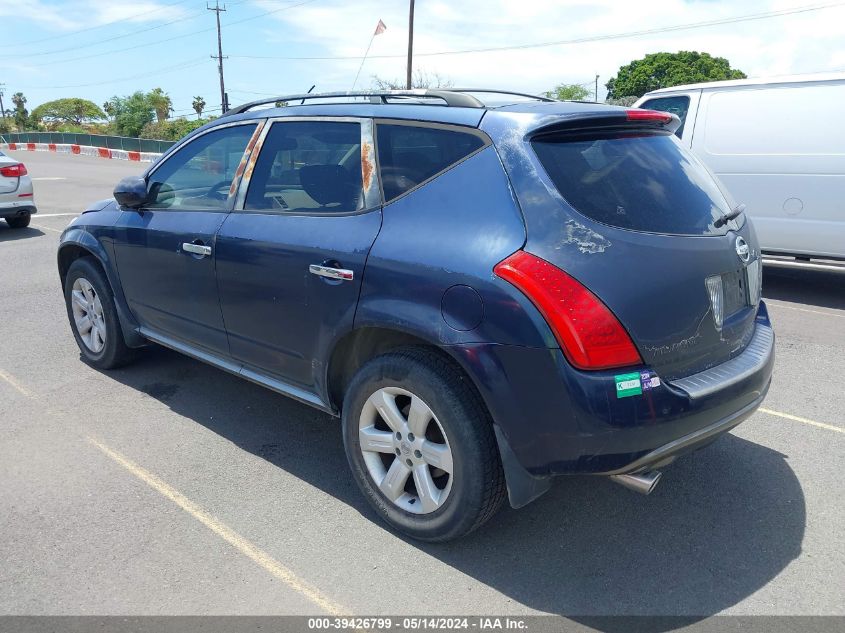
{"left": 763, "top": 264, "right": 845, "bottom": 311}
{"left": 103, "top": 345, "right": 805, "bottom": 626}
{"left": 0, "top": 225, "right": 45, "bottom": 242}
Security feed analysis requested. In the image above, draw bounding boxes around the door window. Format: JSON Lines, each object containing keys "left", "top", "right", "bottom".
{"left": 376, "top": 123, "right": 486, "bottom": 202}
{"left": 640, "top": 96, "right": 691, "bottom": 138}
{"left": 146, "top": 123, "right": 257, "bottom": 210}
{"left": 244, "top": 121, "right": 363, "bottom": 214}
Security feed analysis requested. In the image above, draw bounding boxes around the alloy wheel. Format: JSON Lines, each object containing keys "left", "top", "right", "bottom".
{"left": 358, "top": 387, "right": 454, "bottom": 514}
{"left": 70, "top": 277, "right": 107, "bottom": 354}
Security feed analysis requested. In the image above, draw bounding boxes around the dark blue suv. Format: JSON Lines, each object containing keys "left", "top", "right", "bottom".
{"left": 58, "top": 90, "right": 774, "bottom": 541}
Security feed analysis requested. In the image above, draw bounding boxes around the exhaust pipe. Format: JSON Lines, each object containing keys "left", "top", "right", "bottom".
{"left": 610, "top": 470, "right": 662, "bottom": 495}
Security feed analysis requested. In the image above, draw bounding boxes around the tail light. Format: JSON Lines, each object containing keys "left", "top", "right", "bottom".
{"left": 626, "top": 109, "right": 674, "bottom": 124}
{"left": 494, "top": 250, "right": 642, "bottom": 370}
{"left": 0, "top": 163, "right": 27, "bottom": 177}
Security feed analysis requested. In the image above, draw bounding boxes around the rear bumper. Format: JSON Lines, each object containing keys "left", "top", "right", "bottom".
{"left": 0, "top": 200, "right": 37, "bottom": 217}
{"left": 450, "top": 301, "right": 774, "bottom": 491}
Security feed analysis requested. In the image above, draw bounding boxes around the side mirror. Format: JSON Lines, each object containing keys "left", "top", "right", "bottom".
{"left": 114, "top": 176, "right": 149, "bottom": 208}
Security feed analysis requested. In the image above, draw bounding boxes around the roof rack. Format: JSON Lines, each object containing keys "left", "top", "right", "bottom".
{"left": 224, "top": 89, "right": 555, "bottom": 117}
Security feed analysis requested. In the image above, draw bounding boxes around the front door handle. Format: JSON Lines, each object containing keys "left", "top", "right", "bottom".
{"left": 182, "top": 242, "right": 212, "bottom": 257}
{"left": 309, "top": 264, "right": 353, "bottom": 281}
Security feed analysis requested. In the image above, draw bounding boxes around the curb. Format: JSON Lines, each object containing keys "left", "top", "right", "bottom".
{"left": 1, "top": 142, "right": 161, "bottom": 163}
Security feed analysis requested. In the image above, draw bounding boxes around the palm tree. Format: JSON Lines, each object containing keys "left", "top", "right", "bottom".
{"left": 148, "top": 88, "right": 173, "bottom": 122}
{"left": 192, "top": 96, "right": 206, "bottom": 120}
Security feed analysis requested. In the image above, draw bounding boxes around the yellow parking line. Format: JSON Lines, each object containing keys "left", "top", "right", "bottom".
{"left": 87, "top": 436, "right": 350, "bottom": 616}
{"left": 0, "top": 368, "right": 34, "bottom": 398}
{"left": 759, "top": 408, "right": 844, "bottom": 434}
{"left": 765, "top": 301, "right": 844, "bottom": 319}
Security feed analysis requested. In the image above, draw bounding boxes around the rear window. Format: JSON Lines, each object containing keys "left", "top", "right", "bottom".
{"left": 532, "top": 132, "right": 732, "bottom": 235}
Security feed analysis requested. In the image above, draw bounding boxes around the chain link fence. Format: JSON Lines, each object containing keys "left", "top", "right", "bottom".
{"left": 0, "top": 132, "right": 175, "bottom": 153}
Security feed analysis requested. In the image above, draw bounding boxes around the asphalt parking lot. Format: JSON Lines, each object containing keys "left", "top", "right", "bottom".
{"left": 1, "top": 149, "right": 843, "bottom": 620}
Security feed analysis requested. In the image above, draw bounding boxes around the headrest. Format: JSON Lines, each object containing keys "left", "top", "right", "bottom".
{"left": 299, "top": 164, "right": 359, "bottom": 209}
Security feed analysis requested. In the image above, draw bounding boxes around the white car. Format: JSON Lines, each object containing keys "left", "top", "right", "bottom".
{"left": 0, "top": 150, "right": 36, "bottom": 229}
{"left": 635, "top": 73, "right": 845, "bottom": 260}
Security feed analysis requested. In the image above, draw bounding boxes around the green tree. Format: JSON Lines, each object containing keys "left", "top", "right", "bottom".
{"left": 140, "top": 116, "right": 215, "bottom": 141}
{"left": 605, "top": 51, "right": 746, "bottom": 99}
{"left": 148, "top": 87, "right": 173, "bottom": 122}
{"left": 11, "top": 92, "right": 29, "bottom": 131}
{"left": 30, "top": 98, "right": 106, "bottom": 126}
{"left": 544, "top": 83, "right": 591, "bottom": 101}
{"left": 192, "top": 96, "right": 206, "bottom": 120}
{"left": 106, "top": 91, "right": 155, "bottom": 137}
{"left": 103, "top": 101, "right": 115, "bottom": 119}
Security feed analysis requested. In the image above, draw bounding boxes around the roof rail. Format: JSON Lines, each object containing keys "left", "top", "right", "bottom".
{"left": 223, "top": 88, "right": 554, "bottom": 117}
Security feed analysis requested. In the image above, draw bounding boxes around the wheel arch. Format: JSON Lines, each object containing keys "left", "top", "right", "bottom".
{"left": 58, "top": 230, "right": 145, "bottom": 348}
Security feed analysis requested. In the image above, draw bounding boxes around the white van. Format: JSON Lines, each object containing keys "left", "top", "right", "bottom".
{"left": 635, "top": 74, "right": 845, "bottom": 260}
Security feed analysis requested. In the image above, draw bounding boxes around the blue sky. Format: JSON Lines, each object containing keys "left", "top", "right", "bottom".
{"left": 1, "top": 0, "right": 844, "bottom": 117}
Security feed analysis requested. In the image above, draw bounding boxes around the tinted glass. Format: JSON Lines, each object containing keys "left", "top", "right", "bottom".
{"left": 532, "top": 132, "right": 732, "bottom": 235}
{"left": 377, "top": 124, "right": 484, "bottom": 202}
{"left": 147, "top": 124, "right": 256, "bottom": 210}
{"left": 640, "top": 96, "right": 690, "bottom": 137}
{"left": 245, "top": 121, "right": 362, "bottom": 214}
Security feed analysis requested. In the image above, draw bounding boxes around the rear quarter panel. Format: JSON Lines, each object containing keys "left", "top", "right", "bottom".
{"left": 355, "top": 144, "right": 550, "bottom": 347}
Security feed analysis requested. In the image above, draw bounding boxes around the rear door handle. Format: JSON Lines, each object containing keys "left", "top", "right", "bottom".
{"left": 182, "top": 242, "right": 212, "bottom": 257}
{"left": 309, "top": 264, "right": 354, "bottom": 281}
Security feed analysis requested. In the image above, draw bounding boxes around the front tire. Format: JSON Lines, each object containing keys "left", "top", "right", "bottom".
{"left": 63, "top": 258, "right": 135, "bottom": 369}
{"left": 5, "top": 214, "right": 30, "bottom": 229}
{"left": 342, "top": 347, "right": 506, "bottom": 541}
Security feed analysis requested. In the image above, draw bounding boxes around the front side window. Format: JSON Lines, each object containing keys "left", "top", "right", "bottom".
{"left": 245, "top": 121, "right": 363, "bottom": 214}
{"left": 146, "top": 124, "right": 257, "bottom": 210}
{"left": 376, "top": 123, "right": 486, "bottom": 202}
{"left": 640, "top": 96, "right": 690, "bottom": 138}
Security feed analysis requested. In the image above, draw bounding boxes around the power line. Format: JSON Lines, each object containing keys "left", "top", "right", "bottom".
{"left": 226, "top": 0, "right": 845, "bottom": 61}
{"left": 15, "top": 58, "right": 209, "bottom": 91}
{"left": 22, "top": 10, "right": 207, "bottom": 59}
{"left": 0, "top": 0, "right": 197, "bottom": 49}
{"left": 26, "top": 0, "right": 324, "bottom": 68}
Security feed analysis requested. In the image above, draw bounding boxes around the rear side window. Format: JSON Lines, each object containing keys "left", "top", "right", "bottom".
{"left": 532, "top": 132, "right": 732, "bottom": 235}
{"left": 245, "top": 121, "right": 363, "bottom": 214}
{"left": 376, "top": 123, "right": 485, "bottom": 202}
{"left": 640, "top": 96, "right": 690, "bottom": 138}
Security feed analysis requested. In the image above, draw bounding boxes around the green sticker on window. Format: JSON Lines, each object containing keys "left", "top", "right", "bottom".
{"left": 615, "top": 372, "right": 642, "bottom": 398}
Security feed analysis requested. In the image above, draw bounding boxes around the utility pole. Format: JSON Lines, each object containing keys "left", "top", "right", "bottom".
{"left": 208, "top": 2, "right": 229, "bottom": 114}
{"left": 0, "top": 84, "right": 6, "bottom": 120}
{"left": 595, "top": 74, "right": 600, "bottom": 102}
{"left": 405, "top": 0, "right": 415, "bottom": 89}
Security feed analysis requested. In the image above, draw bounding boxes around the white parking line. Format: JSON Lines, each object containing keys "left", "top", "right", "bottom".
{"left": 30, "top": 223, "right": 62, "bottom": 234}
{"left": 34, "top": 213, "right": 78, "bottom": 218}
{"left": 31, "top": 177, "right": 67, "bottom": 181}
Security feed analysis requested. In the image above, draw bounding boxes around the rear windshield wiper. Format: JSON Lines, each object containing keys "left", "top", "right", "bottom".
{"left": 714, "top": 203, "right": 746, "bottom": 228}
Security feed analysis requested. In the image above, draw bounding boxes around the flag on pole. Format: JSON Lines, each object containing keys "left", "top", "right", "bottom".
{"left": 374, "top": 19, "right": 387, "bottom": 36}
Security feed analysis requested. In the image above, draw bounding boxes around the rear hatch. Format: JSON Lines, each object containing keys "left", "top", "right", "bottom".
{"left": 494, "top": 108, "right": 761, "bottom": 380}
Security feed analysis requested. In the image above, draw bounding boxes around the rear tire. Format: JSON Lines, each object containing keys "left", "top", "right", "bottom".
{"left": 5, "top": 214, "right": 30, "bottom": 229}
{"left": 342, "top": 347, "right": 506, "bottom": 542}
{"left": 63, "top": 257, "right": 135, "bottom": 369}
